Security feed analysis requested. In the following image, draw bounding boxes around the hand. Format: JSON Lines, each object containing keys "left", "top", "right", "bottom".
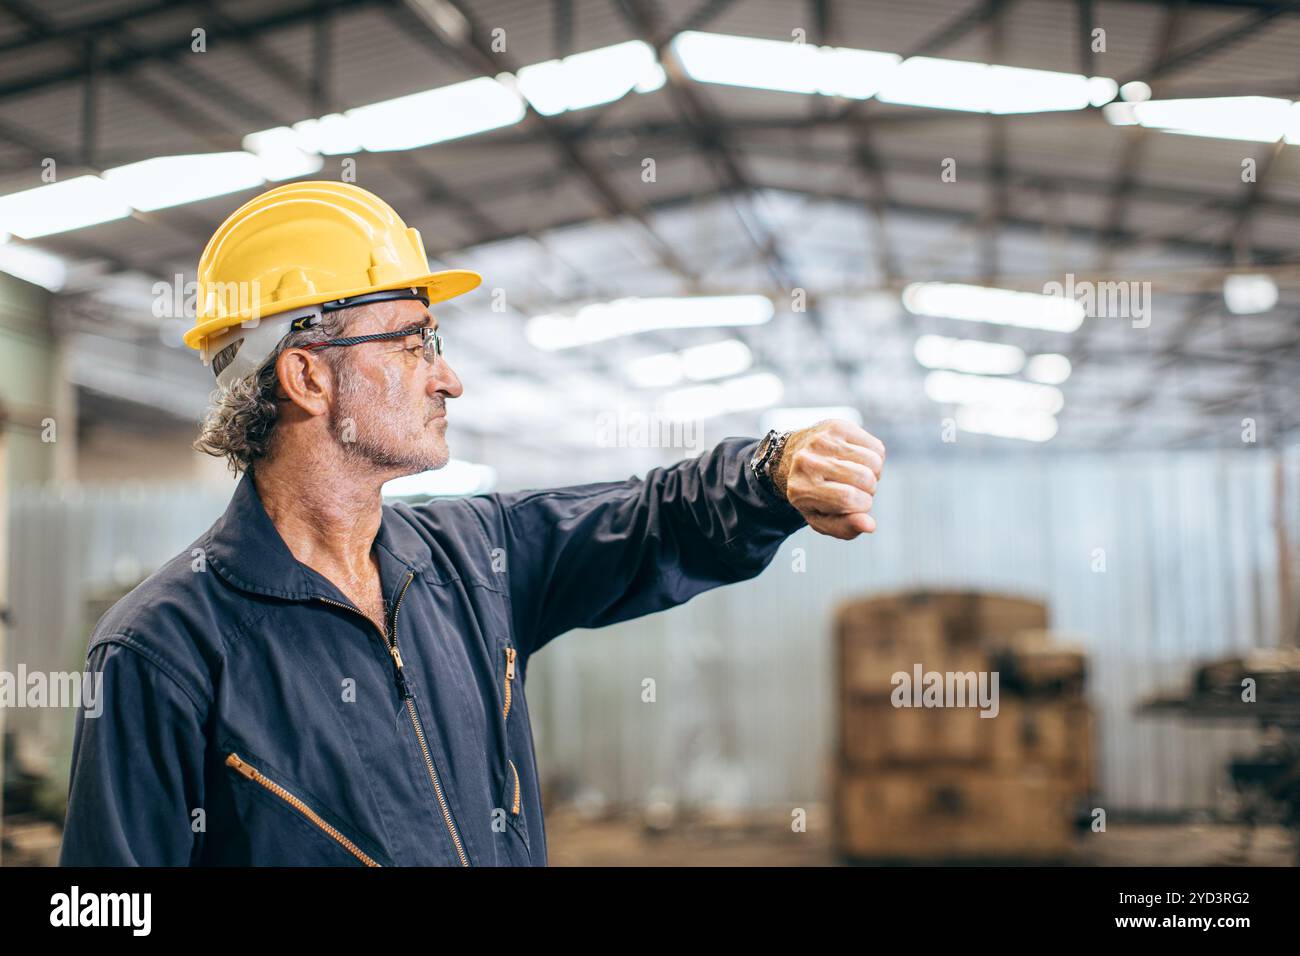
{"left": 773, "top": 420, "right": 884, "bottom": 540}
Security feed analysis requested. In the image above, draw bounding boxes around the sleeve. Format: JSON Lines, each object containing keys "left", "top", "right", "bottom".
{"left": 58, "top": 638, "right": 208, "bottom": 867}
{"left": 467, "top": 436, "right": 806, "bottom": 656}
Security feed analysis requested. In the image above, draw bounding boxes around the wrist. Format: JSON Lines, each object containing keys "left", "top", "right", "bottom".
{"left": 749, "top": 429, "right": 791, "bottom": 501}
{"left": 772, "top": 439, "right": 792, "bottom": 499}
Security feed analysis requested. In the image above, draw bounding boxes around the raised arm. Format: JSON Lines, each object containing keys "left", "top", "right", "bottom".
{"left": 466, "top": 437, "right": 807, "bottom": 655}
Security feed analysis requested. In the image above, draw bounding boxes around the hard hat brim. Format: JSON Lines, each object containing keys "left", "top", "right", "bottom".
{"left": 183, "top": 268, "right": 482, "bottom": 351}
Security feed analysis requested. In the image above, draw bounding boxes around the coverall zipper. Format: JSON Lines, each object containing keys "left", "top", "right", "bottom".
{"left": 317, "top": 569, "right": 470, "bottom": 867}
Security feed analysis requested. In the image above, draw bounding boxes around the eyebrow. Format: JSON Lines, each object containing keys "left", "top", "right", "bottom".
{"left": 389, "top": 315, "right": 435, "bottom": 336}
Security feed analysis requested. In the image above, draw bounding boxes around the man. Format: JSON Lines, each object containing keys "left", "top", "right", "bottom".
{"left": 59, "top": 181, "right": 883, "bottom": 866}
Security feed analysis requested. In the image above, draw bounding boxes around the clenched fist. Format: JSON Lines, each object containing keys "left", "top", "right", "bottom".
{"left": 772, "top": 420, "right": 885, "bottom": 540}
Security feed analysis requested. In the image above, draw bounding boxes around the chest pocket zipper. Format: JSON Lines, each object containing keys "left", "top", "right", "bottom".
{"left": 503, "top": 646, "right": 516, "bottom": 721}
{"left": 226, "top": 752, "right": 381, "bottom": 867}
{"left": 508, "top": 759, "right": 521, "bottom": 816}
{"left": 502, "top": 647, "right": 524, "bottom": 825}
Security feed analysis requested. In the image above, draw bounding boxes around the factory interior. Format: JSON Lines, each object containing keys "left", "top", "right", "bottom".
{"left": 0, "top": 0, "right": 1298, "bottom": 874}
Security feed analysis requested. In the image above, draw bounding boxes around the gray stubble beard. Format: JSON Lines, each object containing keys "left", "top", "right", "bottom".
{"left": 330, "top": 360, "right": 448, "bottom": 475}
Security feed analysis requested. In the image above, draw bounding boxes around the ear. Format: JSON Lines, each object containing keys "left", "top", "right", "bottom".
{"left": 275, "top": 347, "right": 335, "bottom": 417}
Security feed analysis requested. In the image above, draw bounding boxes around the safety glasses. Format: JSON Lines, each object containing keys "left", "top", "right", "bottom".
{"left": 301, "top": 323, "right": 444, "bottom": 366}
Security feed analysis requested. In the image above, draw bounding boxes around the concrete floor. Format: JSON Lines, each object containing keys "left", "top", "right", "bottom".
{"left": 544, "top": 808, "right": 1297, "bottom": 867}
{"left": 4, "top": 810, "right": 1294, "bottom": 867}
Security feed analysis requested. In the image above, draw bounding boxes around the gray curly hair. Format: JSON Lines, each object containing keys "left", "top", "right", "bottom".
{"left": 193, "top": 309, "right": 360, "bottom": 474}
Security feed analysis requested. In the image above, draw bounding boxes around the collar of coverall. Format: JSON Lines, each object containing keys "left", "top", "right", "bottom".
{"left": 203, "top": 472, "right": 444, "bottom": 603}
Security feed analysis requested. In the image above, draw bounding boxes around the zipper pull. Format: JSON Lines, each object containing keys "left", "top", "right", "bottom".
{"left": 388, "top": 646, "right": 413, "bottom": 700}
{"left": 394, "top": 666, "right": 412, "bottom": 700}
{"left": 505, "top": 647, "right": 516, "bottom": 680}
{"left": 226, "top": 753, "right": 256, "bottom": 780}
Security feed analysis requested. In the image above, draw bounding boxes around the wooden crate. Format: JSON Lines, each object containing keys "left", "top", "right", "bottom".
{"left": 835, "top": 766, "right": 1081, "bottom": 861}
{"left": 988, "top": 697, "right": 1095, "bottom": 794}
{"left": 839, "top": 607, "right": 951, "bottom": 695}
{"left": 836, "top": 591, "right": 1050, "bottom": 696}
{"left": 842, "top": 696, "right": 999, "bottom": 767}
{"left": 837, "top": 591, "right": 1049, "bottom": 646}
{"left": 988, "top": 630, "right": 1087, "bottom": 696}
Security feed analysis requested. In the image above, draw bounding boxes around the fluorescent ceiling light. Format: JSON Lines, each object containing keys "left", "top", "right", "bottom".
{"left": 528, "top": 295, "right": 774, "bottom": 350}
{"left": 1025, "top": 353, "right": 1072, "bottom": 385}
{"left": 103, "top": 153, "right": 266, "bottom": 211}
{"left": 291, "top": 114, "right": 363, "bottom": 155}
{"left": 382, "top": 460, "right": 497, "bottom": 498}
{"left": 637, "top": 62, "right": 668, "bottom": 92}
{"left": 0, "top": 241, "right": 68, "bottom": 290}
{"left": 903, "top": 282, "right": 1085, "bottom": 333}
{"left": 823, "top": 48, "right": 905, "bottom": 99}
{"left": 1223, "top": 274, "right": 1279, "bottom": 314}
{"left": 659, "top": 383, "right": 725, "bottom": 420}
{"left": 658, "top": 372, "right": 784, "bottom": 421}
{"left": 956, "top": 404, "right": 1058, "bottom": 442}
{"left": 625, "top": 339, "right": 753, "bottom": 387}
{"left": 0, "top": 175, "right": 131, "bottom": 238}
{"left": 925, "top": 370, "right": 1064, "bottom": 415}
{"left": 914, "top": 333, "right": 1025, "bottom": 375}
{"left": 626, "top": 352, "right": 684, "bottom": 388}
{"left": 672, "top": 31, "right": 899, "bottom": 99}
{"left": 1087, "top": 76, "right": 1121, "bottom": 107}
{"left": 1120, "top": 81, "right": 1152, "bottom": 103}
{"left": 673, "top": 31, "right": 1111, "bottom": 111}
{"left": 1102, "top": 102, "right": 1138, "bottom": 125}
{"left": 517, "top": 40, "right": 664, "bottom": 115}
{"left": 347, "top": 77, "right": 526, "bottom": 151}
{"left": 717, "top": 371, "right": 783, "bottom": 411}
{"left": 242, "top": 127, "right": 324, "bottom": 181}
{"left": 680, "top": 339, "right": 753, "bottom": 380}
{"left": 877, "top": 57, "right": 1114, "bottom": 113}
{"left": 762, "top": 405, "right": 862, "bottom": 433}
{"left": 878, "top": 57, "right": 988, "bottom": 111}
{"left": 1113, "top": 96, "right": 1297, "bottom": 143}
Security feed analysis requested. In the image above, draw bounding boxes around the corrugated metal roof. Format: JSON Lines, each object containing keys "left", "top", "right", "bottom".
{"left": 0, "top": 0, "right": 1294, "bottom": 457}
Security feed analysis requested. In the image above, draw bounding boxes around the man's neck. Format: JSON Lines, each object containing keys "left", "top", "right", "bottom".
{"left": 252, "top": 451, "right": 388, "bottom": 585}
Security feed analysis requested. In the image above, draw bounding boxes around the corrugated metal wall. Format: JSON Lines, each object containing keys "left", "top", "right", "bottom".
{"left": 6, "top": 447, "right": 1297, "bottom": 812}
{"left": 4, "top": 484, "right": 230, "bottom": 772}
{"left": 526, "top": 446, "right": 1300, "bottom": 815}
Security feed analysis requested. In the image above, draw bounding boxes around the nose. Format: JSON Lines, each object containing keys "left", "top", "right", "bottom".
{"left": 428, "top": 356, "right": 463, "bottom": 399}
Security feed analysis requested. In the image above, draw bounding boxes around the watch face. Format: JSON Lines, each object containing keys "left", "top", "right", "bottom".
{"left": 751, "top": 431, "right": 775, "bottom": 469}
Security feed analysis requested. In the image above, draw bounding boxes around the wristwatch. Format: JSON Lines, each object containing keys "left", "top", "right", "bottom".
{"left": 750, "top": 429, "right": 790, "bottom": 499}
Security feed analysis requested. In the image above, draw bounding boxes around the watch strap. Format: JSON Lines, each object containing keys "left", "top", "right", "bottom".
{"left": 752, "top": 429, "right": 790, "bottom": 499}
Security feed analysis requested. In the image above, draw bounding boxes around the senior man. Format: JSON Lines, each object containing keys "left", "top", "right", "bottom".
{"left": 59, "top": 181, "right": 884, "bottom": 866}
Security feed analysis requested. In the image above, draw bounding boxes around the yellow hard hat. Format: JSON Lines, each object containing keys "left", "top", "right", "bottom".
{"left": 187, "top": 180, "right": 481, "bottom": 383}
